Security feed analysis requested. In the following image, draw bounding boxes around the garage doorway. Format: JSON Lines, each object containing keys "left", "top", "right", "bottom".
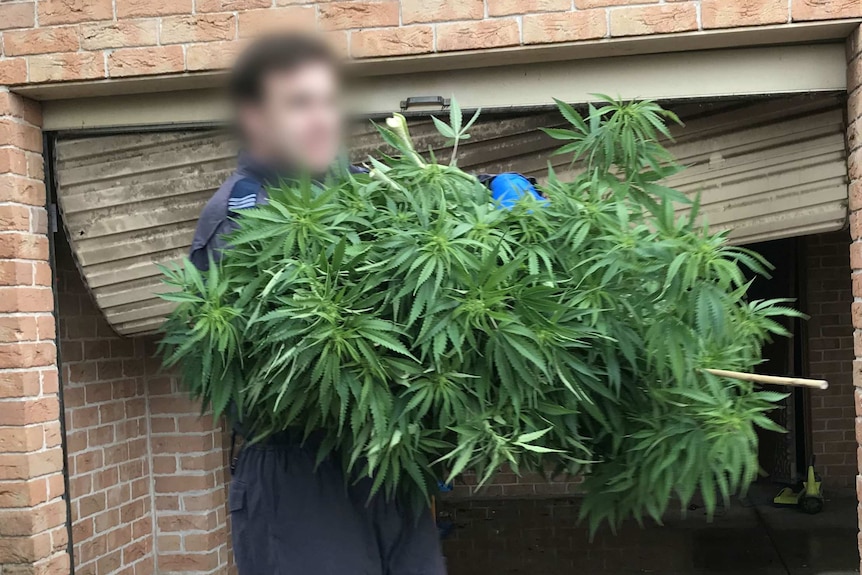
{"left": 48, "top": 93, "right": 857, "bottom": 575}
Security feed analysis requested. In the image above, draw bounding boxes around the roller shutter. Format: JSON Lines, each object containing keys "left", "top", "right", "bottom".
{"left": 54, "top": 94, "right": 848, "bottom": 336}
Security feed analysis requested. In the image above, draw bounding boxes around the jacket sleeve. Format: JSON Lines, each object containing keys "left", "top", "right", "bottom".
{"left": 189, "top": 176, "right": 263, "bottom": 271}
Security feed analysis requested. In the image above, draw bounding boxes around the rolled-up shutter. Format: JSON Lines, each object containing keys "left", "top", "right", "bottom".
{"left": 56, "top": 131, "right": 238, "bottom": 335}
{"left": 55, "top": 94, "right": 848, "bottom": 336}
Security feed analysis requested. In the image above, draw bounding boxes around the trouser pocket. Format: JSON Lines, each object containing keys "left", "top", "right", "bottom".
{"left": 229, "top": 480, "right": 256, "bottom": 574}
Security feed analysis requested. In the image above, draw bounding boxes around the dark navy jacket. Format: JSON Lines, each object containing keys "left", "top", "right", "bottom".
{"left": 189, "top": 154, "right": 278, "bottom": 271}
{"left": 190, "top": 156, "right": 380, "bottom": 271}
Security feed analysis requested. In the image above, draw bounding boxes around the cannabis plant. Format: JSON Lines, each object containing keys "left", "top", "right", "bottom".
{"left": 159, "top": 97, "right": 798, "bottom": 528}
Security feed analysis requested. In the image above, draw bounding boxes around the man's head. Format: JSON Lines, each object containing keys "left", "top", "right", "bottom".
{"left": 230, "top": 34, "right": 343, "bottom": 175}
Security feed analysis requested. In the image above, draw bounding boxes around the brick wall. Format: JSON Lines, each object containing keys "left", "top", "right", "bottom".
{"left": 56, "top": 232, "right": 155, "bottom": 575}
{"left": 144, "top": 352, "right": 230, "bottom": 574}
{"left": 0, "top": 91, "right": 69, "bottom": 575}
{"left": 848, "top": 23, "right": 862, "bottom": 572}
{"left": 806, "top": 231, "right": 856, "bottom": 489}
{"left": 0, "top": 0, "right": 857, "bottom": 84}
{"left": 443, "top": 468, "right": 582, "bottom": 499}
{"left": 56, "top": 230, "right": 230, "bottom": 574}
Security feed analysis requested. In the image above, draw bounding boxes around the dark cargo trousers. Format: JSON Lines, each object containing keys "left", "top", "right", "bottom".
{"left": 228, "top": 437, "right": 447, "bottom": 575}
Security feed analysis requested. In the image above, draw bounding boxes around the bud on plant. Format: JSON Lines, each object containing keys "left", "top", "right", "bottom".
{"left": 386, "top": 113, "right": 425, "bottom": 167}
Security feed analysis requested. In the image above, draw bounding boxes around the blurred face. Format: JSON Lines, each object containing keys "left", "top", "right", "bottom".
{"left": 239, "top": 61, "right": 343, "bottom": 175}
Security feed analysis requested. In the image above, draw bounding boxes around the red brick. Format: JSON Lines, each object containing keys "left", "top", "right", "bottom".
{"left": 488, "top": 0, "right": 570, "bottom": 15}
{"left": 0, "top": 425, "right": 44, "bottom": 452}
{"left": 0, "top": 59, "right": 28, "bottom": 85}
{"left": 0, "top": 233, "right": 49, "bottom": 260}
{"left": 122, "top": 538, "right": 149, "bottom": 564}
{"left": 183, "top": 532, "right": 221, "bottom": 553}
{"left": 28, "top": 52, "right": 104, "bottom": 83}
{"left": 575, "top": 0, "right": 648, "bottom": 6}
{"left": 27, "top": 552, "right": 69, "bottom": 575}
{"left": 76, "top": 530, "right": 106, "bottom": 562}
{"left": 0, "top": 315, "right": 38, "bottom": 342}
{"left": 151, "top": 434, "right": 213, "bottom": 454}
{"left": 155, "top": 494, "right": 180, "bottom": 511}
{"left": 158, "top": 534, "right": 181, "bottom": 552}
{"left": 78, "top": 493, "right": 106, "bottom": 518}
{"left": 33, "top": 262, "right": 52, "bottom": 287}
{"left": 351, "top": 26, "right": 434, "bottom": 58}
{"left": 96, "top": 550, "right": 122, "bottom": 574}
{"left": 0, "top": 286, "right": 52, "bottom": 313}
{"left": 0, "top": 397, "right": 59, "bottom": 426}
{"left": 851, "top": 182, "right": 862, "bottom": 212}
{"left": 158, "top": 551, "right": 219, "bottom": 572}
{"left": 850, "top": 95, "right": 860, "bottom": 133}
{"left": 0, "top": 93, "right": 41, "bottom": 128}
{"left": 0, "top": 119, "right": 41, "bottom": 153}
{"left": 0, "top": 3, "right": 35, "bottom": 31}
{"left": 0, "top": 370, "right": 40, "bottom": 399}
{"left": 319, "top": 2, "right": 399, "bottom": 30}
{"left": 523, "top": 10, "right": 607, "bottom": 44}
{"left": 108, "top": 46, "right": 185, "bottom": 78}
{"left": 156, "top": 510, "right": 218, "bottom": 533}
{"left": 851, "top": 119, "right": 860, "bottom": 154}
{"left": 0, "top": 450, "right": 62, "bottom": 481}
{"left": 120, "top": 499, "right": 145, "bottom": 522}
{"left": 702, "top": 0, "right": 788, "bottom": 28}
{"left": 197, "top": 0, "right": 269, "bottom": 11}
{"left": 808, "top": 232, "right": 856, "bottom": 489}
{"left": 0, "top": 261, "right": 33, "bottom": 286}
{"left": 851, "top": 147, "right": 862, "bottom": 182}
{"left": 4, "top": 26, "right": 80, "bottom": 56}
{"left": 117, "top": 0, "right": 193, "bottom": 18}
{"left": 6, "top": 532, "right": 56, "bottom": 563}
{"left": 43, "top": 420, "right": 61, "bottom": 446}
{"left": 852, "top": 242, "right": 862, "bottom": 270}
{"left": 402, "top": 0, "right": 484, "bottom": 24}
{"left": 180, "top": 492, "right": 220, "bottom": 512}
{"left": 0, "top": 478, "right": 49, "bottom": 507}
{"left": 437, "top": 19, "right": 521, "bottom": 52}
{"left": 159, "top": 14, "right": 237, "bottom": 45}
{"left": 853, "top": 211, "right": 862, "bottom": 241}
{"left": 175, "top": 415, "right": 215, "bottom": 433}
{"left": 0, "top": 148, "right": 28, "bottom": 176}
{"left": 237, "top": 7, "right": 316, "bottom": 37}
{"left": 37, "top": 0, "right": 112, "bottom": 25}
{"left": 152, "top": 456, "right": 176, "bottom": 474}
{"left": 0, "top": 341, "right": 55, "bottom": 368}
{"left": 186, "top": 41, "right": 246, "bottom": 72}
{"left": 0, "top": 204, "right": 33, "bottom": 231}
{"left": 25, "top": 152, "right": 43, "bottom": 181}
{"left": 793, "top": 0, "right": 862, "bottom": 20}
{"left": 179, "top": 452, "right": 222, "bottom": 472}
{"left": 610, "top": 3, "right": 698, "bottom": 37}
{"left": 80, "top": 20, "right": 159, "bottom": 50}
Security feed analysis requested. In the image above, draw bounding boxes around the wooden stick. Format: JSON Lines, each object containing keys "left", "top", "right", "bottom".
{"left": 704, "top": 369, "right": 828, "bottom": 390}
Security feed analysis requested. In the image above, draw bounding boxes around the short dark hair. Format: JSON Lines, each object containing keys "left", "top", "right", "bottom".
{"left": 229, "top": 33, "right": 340, "bottom": 104}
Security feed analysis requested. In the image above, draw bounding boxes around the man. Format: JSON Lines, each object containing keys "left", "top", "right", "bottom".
{"left": 191, "top": 34, "right": 450, "bottom": 575}
{"left": 191, "top": 33, "right": 539, "bottom": 575}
